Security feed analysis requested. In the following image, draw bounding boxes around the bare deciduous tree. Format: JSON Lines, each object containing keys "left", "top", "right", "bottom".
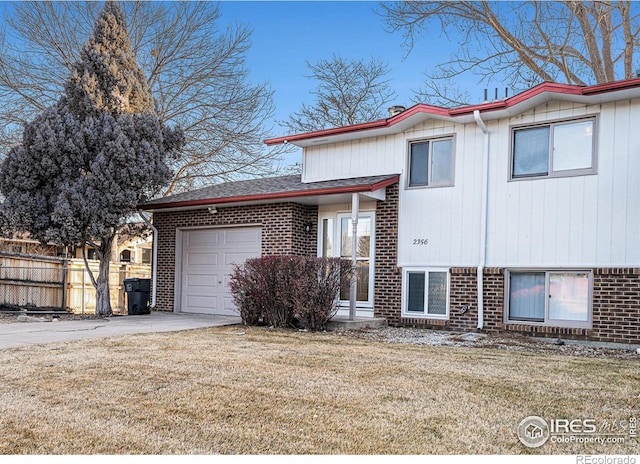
{"left": 283, "top": 55, "right": 397, "bottom": 133}
{"left": 0, "top": 1, "right": 287, "bottom": 195}
{"left": 381, "top": 1, "right": 640, "bottom": 106}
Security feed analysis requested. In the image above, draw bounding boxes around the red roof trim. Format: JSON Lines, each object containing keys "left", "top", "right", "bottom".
{"left": 264, "top": 120, "right": 388, "bottom": 146}
{"left": 264, "top": 78, "right": 640, "bottom": 145}
{"left": 145, "top": 175, "right": 400, "bottom": 211}
{"left": 581, "top": 77, "right": 640, "bottom": 95}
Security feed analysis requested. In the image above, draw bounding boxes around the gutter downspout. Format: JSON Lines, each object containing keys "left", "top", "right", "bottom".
{"left": 473, "top": 110, "right": 490, "bottom": 330}
{"left": 139, "top": 210, "right": 157, "bottom": 309}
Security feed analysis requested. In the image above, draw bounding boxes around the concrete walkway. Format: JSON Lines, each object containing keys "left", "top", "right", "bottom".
{"left": 0, "top": 311, "right": 241, "bottom": 350}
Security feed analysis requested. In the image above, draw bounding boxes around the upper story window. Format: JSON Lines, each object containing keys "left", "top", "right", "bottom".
{"left": 511, "top": 117, "right": 597, "bottom": 180}
{"left": 407, "top": 136, "right": 454, "bottom": 188}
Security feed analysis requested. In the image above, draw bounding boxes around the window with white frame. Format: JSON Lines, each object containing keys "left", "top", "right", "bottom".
{"left": 403, "top": 269, "right": 449, "bottom": 318}
{"left": 511, "top": 117, "right": 596, "bottom": 179}
{"left": 407, "top": 137, "right": 454, "bottom": 187}
{"left": 506, "top": 270, "right": 592, "bottom": 327}
{"left": 318, "top": 213, "right": 375, "bottom": 307}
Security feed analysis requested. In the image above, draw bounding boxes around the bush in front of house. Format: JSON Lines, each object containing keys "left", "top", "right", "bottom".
{"left": 228, "top": 255, "right": 294, "bottom": 328}
{"left": 290, "top": 257, "right": 348, "bottom": 331}
{"left": 229, "top": 256, "right": 349, "bottom": 330}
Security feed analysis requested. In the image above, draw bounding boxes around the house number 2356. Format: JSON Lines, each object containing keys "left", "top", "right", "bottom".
{"left": 412, "top": 239, "right": 429, "bottom": 245}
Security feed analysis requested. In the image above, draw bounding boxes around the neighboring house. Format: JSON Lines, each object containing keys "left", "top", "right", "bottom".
{"left": 0, "top": 225, "right": 152, "bottom": 264}
{"left": 116, "top": 223, "right": 153, "bottom": 264}
{"left": 140, "top": 78, "right": 640, "bottom": 345}
{"left": 0, "top": 234, "right": 66, "bottom": 257}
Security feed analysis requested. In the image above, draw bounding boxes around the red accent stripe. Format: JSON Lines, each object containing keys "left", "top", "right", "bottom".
{"left": 145, "top": 175, "right": 400, "bottom": 211}
{"left": 264, "top": 78, "right": 640, "bottom": 145}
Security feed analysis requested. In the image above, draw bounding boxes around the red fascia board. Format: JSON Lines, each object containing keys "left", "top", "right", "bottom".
{"left": 448, "top": 100, "right": 507, "bottom": 116}
{"left": 265, "top": 80, "right": 640, "bottom": 145}
{"left": 264, "top": 120, "right": 388, "bottom": 146}
{"left": 581, "top": 77, "right": 640, "bottom": 95}
{"left": 447, "top": 82, "right": 582, "bottom": 116}
{"left": 143, "top": 175, "right": 400, "bottom": 211}
{"left": 264, "top": 105, "right": 450, "bottom": 145}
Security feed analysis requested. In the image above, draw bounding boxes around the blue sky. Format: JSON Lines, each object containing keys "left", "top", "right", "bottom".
{"left": 218, "top": 1, "right": 482, "bottom": 154}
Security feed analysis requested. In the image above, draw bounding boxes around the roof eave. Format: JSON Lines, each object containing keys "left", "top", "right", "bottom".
{"left": 140, "top": 175, "right": 400, "bottom": 212}
{"left": 265, "top": 78, "right": 640, "bottom": 148}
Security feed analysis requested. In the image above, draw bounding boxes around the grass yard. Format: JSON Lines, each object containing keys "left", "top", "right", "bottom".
{"left": 0, "top": 326, "right": 638, "bottom": 455}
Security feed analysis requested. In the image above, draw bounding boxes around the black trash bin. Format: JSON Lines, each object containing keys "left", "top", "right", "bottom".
{"left": 123, "top": 278, "right": 151, "bottom": 315}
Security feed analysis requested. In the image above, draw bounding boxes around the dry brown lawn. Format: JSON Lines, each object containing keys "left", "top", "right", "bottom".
{"left": 0, "top": 326, "right": 638, "bottom": 455}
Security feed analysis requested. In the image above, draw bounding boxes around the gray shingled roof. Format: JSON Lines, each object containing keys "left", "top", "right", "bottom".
{"left": 140, "top": 174, "right": 399, "bottom": 209}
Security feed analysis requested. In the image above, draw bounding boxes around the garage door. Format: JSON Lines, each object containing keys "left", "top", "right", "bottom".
{"left": 179, "top": 227, "right": 261, "bottom": 315}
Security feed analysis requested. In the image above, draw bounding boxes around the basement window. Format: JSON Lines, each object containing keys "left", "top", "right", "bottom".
{"left": 505, "top": 270, "right": 592, "bottom": 328}
{"left": 403, "top": 269, "right": 449, "bottom": 319}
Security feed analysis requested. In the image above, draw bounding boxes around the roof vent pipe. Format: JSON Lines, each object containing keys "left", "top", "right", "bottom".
{"left": 388, "top": 105, "right": 406, "bottom": 117}
{"left": 484, "top": 88, "right": 509, "bottom": 102}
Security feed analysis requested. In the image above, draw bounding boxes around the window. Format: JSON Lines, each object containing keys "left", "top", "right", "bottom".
{"left": 506, "top": 270, "right": 592, "bottom": 327}
{"left": 403, "top": 269, "right": 449, "bottom": 319}
{"left": 318, "top": 213, "right": 375, "bottom": 307}
{"left": 141, "top": 248, "right": 152, "bottom": 265}
{"left": 511, "top": 117, "right": 596, "bottom": 179}
{"left": 408, "top": 137, "right": 454, "bottom": 187}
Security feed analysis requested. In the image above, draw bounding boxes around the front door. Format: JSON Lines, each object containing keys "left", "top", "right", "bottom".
{"left": 319, "top": 213, "right": 374, "bottom": 308}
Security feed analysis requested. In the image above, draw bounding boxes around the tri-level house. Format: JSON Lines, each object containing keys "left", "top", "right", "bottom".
{"left": 141, "top": 78, "right": 640, "bottom": 345}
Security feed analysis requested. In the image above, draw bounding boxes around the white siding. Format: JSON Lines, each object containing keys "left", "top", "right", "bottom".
{"left": 303, "top": 134, "right": 404, "bottom": 182}
{"left": 485, "top": 99, "right": 640, "bottom": 267}
{"left": 397, "top": 122, "right": 483, "bottom": 266}
{"left": 305, "top": 98, "right": 640, "bottom": 269}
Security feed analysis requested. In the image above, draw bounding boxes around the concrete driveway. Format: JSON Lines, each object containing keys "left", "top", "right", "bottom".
{"left": 0, "top": 311, "right": 241, "bottom": 350}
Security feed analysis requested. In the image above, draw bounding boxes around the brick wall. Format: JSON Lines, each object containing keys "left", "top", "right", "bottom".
{"left": 481, "top": 268, "right": 505, "bottom": 333}
{"left": 421, "top": 267, "right": 640, "bottom": 344}
{"left": 592, "top": 268, "right": 640, "bottom": 344}
{"left": 153, "top": 202, "right": 317, "bottom": 312}
{"left": 373, "top": 183, "right": 402, "bottom": 324}
{"left": 387, "top": 265, "right": 639, "bottom": 344}
{"left": 400, "top": 267, "right": 484, "bottom": 331}
{"left": 485, "top": 268, "right": 640, "bottom": 344}
{"left": 150, "top": 190, "right": 640, "bottom": 344}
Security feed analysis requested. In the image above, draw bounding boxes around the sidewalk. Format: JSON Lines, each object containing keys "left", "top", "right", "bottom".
{"left": 0, "top": 311, "right": 241, "bottom": 350}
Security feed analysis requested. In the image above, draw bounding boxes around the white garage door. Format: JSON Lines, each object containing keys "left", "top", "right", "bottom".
{"left": 179, "top": 227, "right": 261, "bottom": 315}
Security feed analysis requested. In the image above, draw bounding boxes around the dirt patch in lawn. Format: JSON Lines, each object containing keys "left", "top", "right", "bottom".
{"left": 339, "top": 327, "right": 639, "bottom": 359}
{"left": 0, "top": 325, "right": 638, "bottom": 455}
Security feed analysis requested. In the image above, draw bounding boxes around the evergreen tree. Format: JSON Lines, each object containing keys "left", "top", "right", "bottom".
{"left": 65, "top": 2, "right": 153, "bottom": 118}
{"left": 0, "top": 2, "right": 183, "bottom": 316}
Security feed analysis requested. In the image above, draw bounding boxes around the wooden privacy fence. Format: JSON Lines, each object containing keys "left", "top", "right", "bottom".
{"left": 0, "top": 253, "right": 151, "bottom": 314}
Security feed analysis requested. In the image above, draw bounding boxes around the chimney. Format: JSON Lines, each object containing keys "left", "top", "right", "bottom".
{"left": 388, "top": 105, "right": 406, "bottom": 117}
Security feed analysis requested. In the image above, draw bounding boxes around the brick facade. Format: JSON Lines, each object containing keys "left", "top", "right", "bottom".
{"left": 399, "top": 267, "right": 483, "bottom": 331}
{"left": 373, "top": 183, "right": 402, "bottom": 324}
{"left": 153, "top": 202, "right": 317, "bottom": 312}
{"left": 398, "top": 267, "right": 640, "bottom": 344}
{"left": 151, "top": 182, "right": 639, "bottom": 345}
{"left": 592, "top": 268, "right": 640, "bottom": 344}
